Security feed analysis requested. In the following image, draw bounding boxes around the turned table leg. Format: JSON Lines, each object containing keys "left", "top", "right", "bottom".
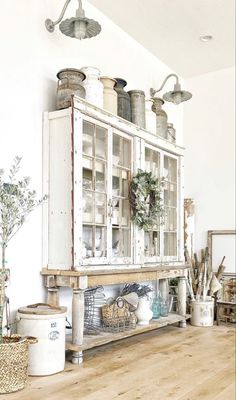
{"left": 72, "top": 289, "right": 85, "bottom": 364}
{"left": 178, "top": 277, "right": 187, "bottom": 328}
{"left": 47, "top": 287, "right": 59, "bottom": 307}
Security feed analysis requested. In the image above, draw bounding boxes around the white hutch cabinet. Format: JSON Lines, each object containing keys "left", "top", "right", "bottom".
{"left": 42, "top": 96, "right": 188, "bottom": 364}
{"left": 43, "top": 96, "right": 184, "bottom": 271}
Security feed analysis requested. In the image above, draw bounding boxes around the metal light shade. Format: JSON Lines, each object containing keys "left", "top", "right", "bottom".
{"left": 45, "top": 0, "right": 101, "bottom": 40}
{"left": 60, "top": 17, "right": 101, "bottom": 39}
{"left": 163, "top": 88, "right": 192, "bottom": 105}
{"left": 150, "top": 74, "right": 192, "bottom": 105}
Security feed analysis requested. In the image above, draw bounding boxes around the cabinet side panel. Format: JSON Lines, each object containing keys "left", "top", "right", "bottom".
{"left": 48, "top": 115, "right": 72, "bottom": 269}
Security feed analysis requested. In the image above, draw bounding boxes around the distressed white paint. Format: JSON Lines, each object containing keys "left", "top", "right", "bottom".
{"left": 44, "top": 98, "right": 184, "bottom": 270}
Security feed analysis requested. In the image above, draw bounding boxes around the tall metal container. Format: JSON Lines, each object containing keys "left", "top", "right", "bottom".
{"left": 152, "top": 97, "right": 168, "bottom": 139}
{"left": 100, "top": 77, "right": 117, "bottom": 114}
{"left": 128, "top": 90, "right": 146, "bottom": 128}
{"left": 114, "top": 78, "right": 131, "bottom": 121}
{"left": 80, "top": 66, "right": 103, "bottom": 108}
{"left": 56, "top": 68, "right": 85, "bottom": 110}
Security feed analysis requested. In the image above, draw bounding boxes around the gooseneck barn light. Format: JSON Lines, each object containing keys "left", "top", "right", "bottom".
{"left": 150, "top": 74, "right": 192, "bottom": 105}
{"left": 45, "top": 0, "right": 101, "bottom": 40}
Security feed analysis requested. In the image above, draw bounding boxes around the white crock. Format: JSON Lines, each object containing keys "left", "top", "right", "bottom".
{"left": 80, "top": 66, "right": 103, "bottom": 108}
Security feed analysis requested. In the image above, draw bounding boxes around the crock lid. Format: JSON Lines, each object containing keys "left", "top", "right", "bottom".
{"left": 18, "top": 303, "right": 67, "bottom": 315}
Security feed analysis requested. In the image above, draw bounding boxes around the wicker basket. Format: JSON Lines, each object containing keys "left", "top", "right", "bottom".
{"left": 102, "top": 297, "right": 136, "bottom": 332}
{"left": 0, "top": 335, "right": 37, "bottom": 394}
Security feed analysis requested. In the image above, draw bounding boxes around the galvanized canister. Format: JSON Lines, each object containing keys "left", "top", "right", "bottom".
{"left": 167, "top": 123, "right": 176, "bottom": 143}
{"left": 128, "top": 90, "right": 146, "bottom": 128}
{"left": 114, "top": 78, "right": 131, "bottom": 121}
{"left": 56, "top": 68, "right": 85, "bottom": 110}
{"left": 152, "top": 97, "right": 168, "bottom": 139}
{"left": 100, "top": 76, "right": 117, "bottom": 114}
{"left": 145, "top": 99, "right": 156, "bottom": 134}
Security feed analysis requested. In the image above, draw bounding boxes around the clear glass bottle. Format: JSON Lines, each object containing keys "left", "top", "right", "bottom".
{"left": 160, "top": 299, "right": 169, "bottom": 317}
{"left": 151, "top": 296, "right": 161, "bottom": 319}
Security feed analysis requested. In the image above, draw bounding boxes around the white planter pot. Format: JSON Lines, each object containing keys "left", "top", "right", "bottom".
{"left": 135, "top": 297, "right": 153, "bottom": 326}
{"left": 190, "top": 298, "right": 214, "bottom": 327}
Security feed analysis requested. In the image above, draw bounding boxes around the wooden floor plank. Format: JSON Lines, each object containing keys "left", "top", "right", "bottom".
{"left": 1, "top": 324, "right": 235, "bottom": 400}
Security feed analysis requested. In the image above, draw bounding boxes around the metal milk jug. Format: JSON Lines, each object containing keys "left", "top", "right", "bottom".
{"left": 56, "top": 68, "right": 85, "bottom": 110}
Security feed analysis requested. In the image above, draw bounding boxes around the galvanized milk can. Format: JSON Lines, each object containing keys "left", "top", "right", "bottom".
{"left": 152, "top": 97, "right": 168, "bottom": 139}
{"left": 167, "top": 123, "right": 176, "bottom": 143}
{"left": 114, "top": 78, "right": 131, "bottom": 121}
{"left": 56, "top": 68, "right": 85, "bottom": 109}
{"left": 128, "top": 90, "right": 146, "bottom": 128}
{"left": 145, "top": 99, "right": 156, "bottom": 134}
{"left": 100, "top": 77, "right": 118, "bottom": 114}
{"left": 80, "top": 66, "right": 104, "bottom": 108}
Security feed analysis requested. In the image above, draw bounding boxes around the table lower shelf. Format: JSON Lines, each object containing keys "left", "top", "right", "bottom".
{"left": 66, "top": 313, "right": 191, "bottom": 352}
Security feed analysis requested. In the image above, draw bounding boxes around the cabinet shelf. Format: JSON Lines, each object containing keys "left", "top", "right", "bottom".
{"left": 66, "top": 313, "right": 191, "bottom": 353}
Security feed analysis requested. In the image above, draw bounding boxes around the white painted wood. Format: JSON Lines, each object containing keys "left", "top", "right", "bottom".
{"left": 47, "top": 114, "right": 73, "bottom": 269}
{"left": 44, "top": 97, "right": 185, "bottom": 271}
{"left": 42, "top": 112, "right": 50, "bottom": 268}
{"left": 73, "top": 97, "right": 184, "bottom": 156}
{"left": 72, "top": 289, "right": 85, "bottom": 346}
{"left": 178, "top": 277, "right": 187, "bottom": 328}
{"left": 73, "top": 109, "right": 83, "bottom": 268}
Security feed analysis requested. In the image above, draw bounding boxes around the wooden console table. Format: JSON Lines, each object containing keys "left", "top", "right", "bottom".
{"left": 42, "top": 265, "right": 189, "bottom": 364}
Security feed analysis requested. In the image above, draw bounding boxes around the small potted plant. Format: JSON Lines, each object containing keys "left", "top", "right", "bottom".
{"left": 0, "top": 156, "right": 46, "bottom": 393}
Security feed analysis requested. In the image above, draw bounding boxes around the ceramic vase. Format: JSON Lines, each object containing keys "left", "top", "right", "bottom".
{"left": 145, "top": 99, "right": 156, "bottom": 133}
{"left": 80, "top": 66, "right": 103, "bottom": 108}
{"left": 56, "top": 68, "right": 85, "bottom": 110}
{"left": 152, "top": 97, "right": 168, "bottom": 139}
{"left": 100, "top": 77, "right": 118, "bottom": 114}
{"left": 128, "top": 90, "right": 146, "bottom": 128}
{"left": 135, "top": 297, "right": 153, "bottom": 326}
{"left": 114, "top": 78, "right": 131, "bottom": 121}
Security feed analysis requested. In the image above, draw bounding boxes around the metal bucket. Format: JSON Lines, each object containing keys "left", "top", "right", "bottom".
{"left": 56, "top": 68, "right": 85, "bottom": 109}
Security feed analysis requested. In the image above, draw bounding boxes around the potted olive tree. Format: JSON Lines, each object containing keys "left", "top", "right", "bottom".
{"left": 0, "top": 156, "right": 45, "bottom": 393}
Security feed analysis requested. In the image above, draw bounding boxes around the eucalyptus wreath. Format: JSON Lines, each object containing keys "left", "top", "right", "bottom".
{"left": 129, "top": 169, "right": 164, "bottom": 231}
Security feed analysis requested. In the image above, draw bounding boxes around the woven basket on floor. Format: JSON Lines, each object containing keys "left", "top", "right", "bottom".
{"left": 0, "top": 335, "right": 37, "bottom": 394}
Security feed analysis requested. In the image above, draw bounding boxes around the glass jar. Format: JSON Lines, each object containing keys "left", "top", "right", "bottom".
{"left": 160, "top": 299, "right": 169, "bottom": 317}
{"left": 151, "top": 297, "right": 161, "bottom": 319}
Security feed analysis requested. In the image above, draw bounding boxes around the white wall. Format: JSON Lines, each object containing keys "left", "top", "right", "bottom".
{"left": 184, "top": 67, "right": 235, "bottom": 253}
{"left": 0, "top": 0, "right": 184, "bottom": 322}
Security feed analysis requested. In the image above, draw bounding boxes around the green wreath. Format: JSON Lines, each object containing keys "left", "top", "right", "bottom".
{"left": 129, "top": 169, "right": 164, "bottom": 231}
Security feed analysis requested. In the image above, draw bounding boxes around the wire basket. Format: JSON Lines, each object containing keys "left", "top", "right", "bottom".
{"left": 102, "top": 297, "right": 136, "bottom": 333}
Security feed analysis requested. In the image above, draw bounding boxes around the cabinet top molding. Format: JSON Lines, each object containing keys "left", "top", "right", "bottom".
{"left": 46, "top": 95, "right": 185, "bottom": 157}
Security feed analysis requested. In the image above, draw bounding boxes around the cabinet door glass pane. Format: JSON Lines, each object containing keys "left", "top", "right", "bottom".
{"left": 144, "top": 147, "right": 161, "bottom": 258}
{"left": 164, "top": 155, "right": 177, "bottom": 257}
{"left": 112, "top": 134, "right": 131, "bottom": 259}
{"left": 82, "top": 120, "right": 108, "bottom": 260}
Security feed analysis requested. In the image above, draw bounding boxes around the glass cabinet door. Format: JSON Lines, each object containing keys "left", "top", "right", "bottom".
{"left": 111, "top": 132, "right": 132, "bottom": 262}
{"left": 144, "top": 147, "right": 161, "bottom": 261}
{"left": 163, "top": 155, "right": 178, "bottom": 259}
{"left": 82, "top": 120, "right": 108, "bottom": 263}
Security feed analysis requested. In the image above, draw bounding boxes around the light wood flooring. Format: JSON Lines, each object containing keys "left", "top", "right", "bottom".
{"left": 3, "top": 324, "right": 235, "bottom": 400}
